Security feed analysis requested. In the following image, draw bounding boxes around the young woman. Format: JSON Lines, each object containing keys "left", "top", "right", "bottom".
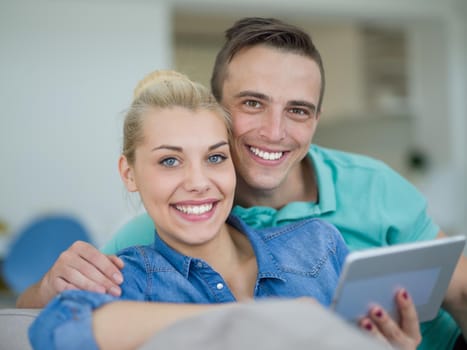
{"left": 29, "top": 70, "right": 419, "bottom": 350}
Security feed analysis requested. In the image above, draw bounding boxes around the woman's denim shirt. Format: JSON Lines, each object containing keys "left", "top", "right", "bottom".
{"left": 29, "top": 214, "right": 348, "bottom": 350}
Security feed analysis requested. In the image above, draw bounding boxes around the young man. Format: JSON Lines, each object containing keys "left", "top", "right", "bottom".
{"left": 18, "top": 17, "right": 467, "bottom": 350}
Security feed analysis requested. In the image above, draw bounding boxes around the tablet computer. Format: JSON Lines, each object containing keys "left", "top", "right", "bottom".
{"left": 331, "top": 235, "right": 466, "bottom": 323}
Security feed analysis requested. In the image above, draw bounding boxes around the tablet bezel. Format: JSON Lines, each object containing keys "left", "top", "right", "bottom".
{"left": 331, "top": 235, "right": 466, "bottom": 323}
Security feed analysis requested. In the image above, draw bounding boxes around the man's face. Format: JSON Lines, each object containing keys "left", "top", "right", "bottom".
{"left": 221, "top": 45, "right": 322, "bottom": 193}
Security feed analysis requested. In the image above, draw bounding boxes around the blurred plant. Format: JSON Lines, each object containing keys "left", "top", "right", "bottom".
{"left": 0, "top": 219, "right": 8, "bottom": 235}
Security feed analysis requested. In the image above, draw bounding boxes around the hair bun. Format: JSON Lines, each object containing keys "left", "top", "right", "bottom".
{"left": 133, "top": 70, "right": 190, "bottom": 100}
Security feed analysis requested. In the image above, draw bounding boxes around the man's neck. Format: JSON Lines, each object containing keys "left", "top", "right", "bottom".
{"left": 234, "top": 158, "right": 317, "bottom": 209}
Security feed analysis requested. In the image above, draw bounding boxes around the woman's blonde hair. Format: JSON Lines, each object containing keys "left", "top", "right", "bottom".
{"left": 123, "top": 70, "right": 232, "bottom": 165}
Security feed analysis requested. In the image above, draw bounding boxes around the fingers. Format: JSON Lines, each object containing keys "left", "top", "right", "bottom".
{"left": 359, "top": 289, "right": 421, "bottom": 350}
{"left": 39, "top": 241, "right": 125, "bottom": 304}
{"left": 358, "top": 317, "right": 391, "bottom": 347}
{"left": 64, "top": 241, "right": 124, "bottom": 294}
{"left": 68, "top": 242, "right": 124, "bottom": 290}
{"left": 108, "top": 255, "right": 125, "bottom": 270}
{"left": 396, "top": 289, "right": 421, "bottom": 344}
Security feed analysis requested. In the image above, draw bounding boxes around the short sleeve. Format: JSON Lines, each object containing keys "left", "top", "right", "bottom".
{"left": 377, "top": 164, "right": 439, "bottom": 244}
{"left": 100, "top": 213, "right": 155, "bottom": 255}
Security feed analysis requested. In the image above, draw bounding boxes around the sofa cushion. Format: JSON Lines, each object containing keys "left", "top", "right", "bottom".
{"left": 140, "top": 299, "right": 386, "bottom": 350}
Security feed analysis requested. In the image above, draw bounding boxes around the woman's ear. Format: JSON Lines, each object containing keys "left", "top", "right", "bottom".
{"left": 118, "top": 155, "right": 138, "bottom": 192}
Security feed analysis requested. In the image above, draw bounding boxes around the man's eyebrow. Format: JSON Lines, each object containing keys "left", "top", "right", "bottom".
{"left": 235, "top": 91, "right": 316, "bottom": 112}
{"left": 235, "top": 90, "right": 270, "bottom": 101}
{"left": 288, "top": 100, "right": 317, "bottom": 112}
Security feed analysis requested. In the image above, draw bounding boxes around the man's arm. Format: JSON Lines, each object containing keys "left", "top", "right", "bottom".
{"left": 439, "top": 231, "right": 467, "bottom": 340}
{"left": 16, "top": 241, "right": 124, "bottom": 308}
{"left": 17, "top": 213, "right": 155, "bottom": 308}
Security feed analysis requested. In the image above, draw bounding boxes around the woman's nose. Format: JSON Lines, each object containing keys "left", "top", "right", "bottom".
{"left": 183, "top": 165, "right": 211, "bottom": 193}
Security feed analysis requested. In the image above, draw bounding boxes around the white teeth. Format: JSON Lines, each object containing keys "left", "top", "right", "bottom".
{"left": 175, "top": 203, "right": 213, "bottom": 215}
{"left": 249, "top": 146, "right": 283, "bottom": 161}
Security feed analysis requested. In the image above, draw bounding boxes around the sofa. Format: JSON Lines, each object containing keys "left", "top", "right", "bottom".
{"left": 0, "top": 308, "right": 40, "bottom": 350}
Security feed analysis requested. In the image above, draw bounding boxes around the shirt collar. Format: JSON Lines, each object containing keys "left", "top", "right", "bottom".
{"left": 232, "top": 146, "right": 337, "bottom": 227}
{"left": 152, "top": 214, "right": 286, "bottom": 282}
{"left": 227, "top": 214, "right": 287, "bottom": 282}
{"left": 309, "top": 145, "right": 336, "bottom": 214}
{"left": 152, "top": 232, "right": 193, "bottom": 279}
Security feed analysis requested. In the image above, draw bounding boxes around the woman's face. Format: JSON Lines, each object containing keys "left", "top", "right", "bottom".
{"left": 119, "top": 106, "right": 236, "bottom": 253}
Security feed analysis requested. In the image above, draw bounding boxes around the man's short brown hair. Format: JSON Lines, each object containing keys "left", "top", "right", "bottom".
{"left": 210, "top": 17, "right": 326, "bottom": 112}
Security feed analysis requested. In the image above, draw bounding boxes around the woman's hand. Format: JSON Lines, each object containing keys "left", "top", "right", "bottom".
{"left": 358, "top": 289, "right": 422, "bottom": 350}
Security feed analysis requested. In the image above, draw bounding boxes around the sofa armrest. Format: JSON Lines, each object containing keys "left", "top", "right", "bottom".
{"left": 0, "top": 308, "right": 41, "bottom": 350}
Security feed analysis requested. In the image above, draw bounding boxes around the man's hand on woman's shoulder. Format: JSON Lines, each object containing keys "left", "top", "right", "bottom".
{"left": 16, "top": 240, "right": 124, "bottom": 308}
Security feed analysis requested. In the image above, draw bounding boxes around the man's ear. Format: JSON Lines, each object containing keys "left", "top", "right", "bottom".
{"left": 118, "top": 155, "right": 138, "bottom": 192}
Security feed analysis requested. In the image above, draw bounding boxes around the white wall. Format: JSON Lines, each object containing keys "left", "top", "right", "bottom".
{"left": 1, "top": 0, "right": 465, "bottom": 247}
{"left": 405, "top": 3, "right": 467, "bottom": 235}
{"left": 0, "top": 0, "right": 172, "bottom": 245}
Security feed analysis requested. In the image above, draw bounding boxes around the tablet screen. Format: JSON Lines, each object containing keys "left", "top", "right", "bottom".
{"left": 331, "top": 235, "right": 465, "bottom": 323}
{"left": 333, "top": 267, "right": 440, "bottom": 322}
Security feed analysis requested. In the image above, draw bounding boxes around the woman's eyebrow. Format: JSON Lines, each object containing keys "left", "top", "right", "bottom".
{"left": 209, "top": 141, "right": 229, "bottom": 151}
{"left": 151, "top": 141, "right": 228, "bottom": 153}
{"left": 151, "top": 145, "right": 182, "bottom": 152}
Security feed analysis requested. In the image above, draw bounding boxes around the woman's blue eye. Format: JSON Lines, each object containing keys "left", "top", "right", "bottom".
{"left": 208, "top": 154, "right": 226, "bottom": 164}
{"left": 160, "top": 158, "right": 179, "bottom": 167}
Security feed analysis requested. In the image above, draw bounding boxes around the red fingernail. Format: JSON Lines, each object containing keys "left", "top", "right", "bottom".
{"left": 365, "top": 322, "right": 373, "bottom": 331}
{"left": 375, "top": 309, "right": 383, "bottom": 318}
{"left": 402, "top": 290, "right": 408, "bottom": 300}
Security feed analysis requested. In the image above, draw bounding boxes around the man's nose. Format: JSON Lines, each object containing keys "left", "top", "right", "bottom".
{"left": 259, "top": 107, "right": 286, "bottom": 142}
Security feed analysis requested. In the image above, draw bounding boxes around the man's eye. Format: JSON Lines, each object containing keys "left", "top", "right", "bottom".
{"left": 208, "top": 154, "right": 227, "bottom": 164}
{"left": 160, "top": 157, "right": 179, "bottom": 167}
{"left": 290, "top": 108, "right": 308, "bottom": 116}
{"left": 244, "top": 100, "right": 261, "bottom": 108}
{"left": 288, "top": 107, "right": 316, "bottom": 120}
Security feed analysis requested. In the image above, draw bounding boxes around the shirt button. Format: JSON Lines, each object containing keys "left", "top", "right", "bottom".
{"left": 216, "top": 283, "right": 224, "bottom": 290}
{"left": 196, "top": 262, "right": 203, "bottom": 268}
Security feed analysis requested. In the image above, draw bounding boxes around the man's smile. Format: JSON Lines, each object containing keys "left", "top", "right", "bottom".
{"left": 248, "top": 146, "right": 285, "bottom": 161}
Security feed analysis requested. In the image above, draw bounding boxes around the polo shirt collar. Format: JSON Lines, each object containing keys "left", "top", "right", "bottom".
{"left": 309, "top": 145, "right": 337, "bottom": 215}
{"left": 232, "top": 145, "right": 337, "bottom": 226}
